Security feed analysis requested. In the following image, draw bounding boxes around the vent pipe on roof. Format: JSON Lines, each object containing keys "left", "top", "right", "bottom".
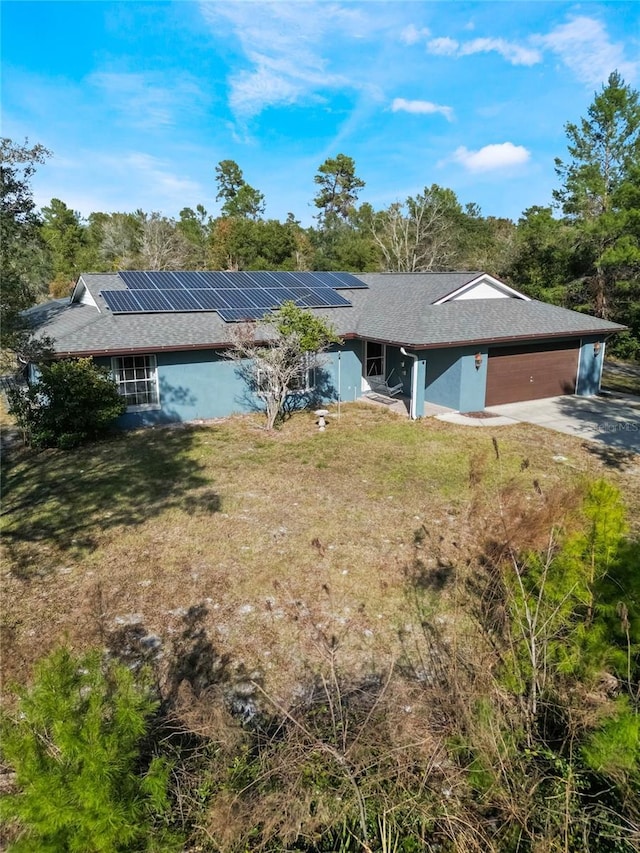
{"left": 400, "top": 348, "right": 418, "bottom": 420}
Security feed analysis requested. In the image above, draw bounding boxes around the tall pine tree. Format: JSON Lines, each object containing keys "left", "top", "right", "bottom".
{"left": 554, "top": 72, "right": 640, "bottom": 352}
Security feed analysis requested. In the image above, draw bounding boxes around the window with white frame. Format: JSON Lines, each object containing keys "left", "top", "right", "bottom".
{"left": 111, "top": 354, "right": 160, "bottom": 411}
{"left": 255, "top": 353, "right": 316, "bottom": 395}
{"left": 289, "top": 353, "right": 316, "bottom": 392}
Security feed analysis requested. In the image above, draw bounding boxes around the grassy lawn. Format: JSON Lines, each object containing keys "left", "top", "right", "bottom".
{"left": 601, "top": 359, "right": 640, "bottom": 396}
{"left": 2, "top": 402, "right": 639, "bottom": 700}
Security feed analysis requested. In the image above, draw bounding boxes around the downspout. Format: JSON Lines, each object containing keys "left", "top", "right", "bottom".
{"left": 337, "top": 350, "right": 341, "bottom": 419}
{"left": 400, "top": 347, "right": 418, "bottom": 420}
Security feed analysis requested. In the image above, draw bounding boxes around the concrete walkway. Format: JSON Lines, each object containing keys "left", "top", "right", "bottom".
{"left": 482, "top": 393, "right": 640, "bottom": 453}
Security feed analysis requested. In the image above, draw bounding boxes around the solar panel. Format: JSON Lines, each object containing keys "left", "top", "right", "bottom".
{"left": 233, "top": 272, "right": 260, "bottom": 288}
{"left": 191, "top": 290, "right": 230, "bottom": 310}
{"left": 108, "top": 267, "right": 360, "bottom": 318}
{"left": 219, "top": 290, "right": 255, "bottom": 309}
{"left": 196, "top": 271, "right": 238, "bottom": 289}
{"left": 133, "top": 289, "right": 174, "bottom": 311}
{"left": 102, "top": 290, "right": 142, "bottom": 312}
{"left": 308, "top": 287, "right": 351, "bottom": 307}
{"left": 244, "top": 271, "right": 279, "bottom": 289}
{"left": 217, "top": 307, "right": 267, "bottom": 322}
{"left": 302, "top": 271, "right": 334, "bottom": 288}
{"left": 119, "top": 271, "right": 154, "bottom": 290}
{"left": 261, "top": 287, "right": 292, "bottom": 306}
{"left": 286, "top": 271, "right": 329, "bottom": 289}
{"left": 243, "top": 288, "right": 277, "bottom": 309}
{"left": 263, "top": 271, "right": 291, "bottom": 287}
{"left": 162, "top": 290, "right": 207, "bottom": 311}
{"left": 140, "top": 271, "right": 176, "bottom": 290}
{"left": 191, "top": 271, "right": 221, "bottom": 289}
{"left": 327, "top": 271, "right": 367, "bottom": 289}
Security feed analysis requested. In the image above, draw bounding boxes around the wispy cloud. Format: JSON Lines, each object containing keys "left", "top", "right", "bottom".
{"left": 427, "top": 36, "right": 541, "bottom": 66}
{"left": 534, "top": 15, "right": 638, "bottom": 86}
{"left": 448, "top": 142, "right": 531, "bottom": 172}
{"left": 400, "top": 24, "right": 430, "bottom": 46}
{"left": 119, "top": 152, "right": 203, "bottom": 201}
{"left": 424, "top": 14, "right": 637, "bottom": 86}
{"left": 199, "top": 2, "right": 351, "bottom": 118}
{"left": 29, "top": 148, "right": 204, "bottom": 218}
{"left": 89, "top": 72, "right": 206, "bottom": 129}
{"left": 198, "top": 1, "right": 403, "bottom": 119}
{"left": 391, "top": 98, "right": 454, "bottom": 121}
{"left": 427, "top": 37, "right": 459, "bottom": 56}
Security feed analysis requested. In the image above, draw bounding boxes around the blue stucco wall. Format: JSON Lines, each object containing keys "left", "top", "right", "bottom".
{"left": 424, "top": 346, "right": 488, "bottom": 413}
{"left": 424, "top": 349, "right": 462, "bottom": 410}
{"left": 331, "top": 340, "right": 363, "bottom": 404}
{"left": 576, "top": 337, "right": 605, "bottom": 396}
{"left": 96, "top": 334, "right": 606, "bottom": 430}
{"left": 458, "top": 347, "right": 489, "bottom": 412}
{"left": 98, "top": 341, "right": 364, "bottom": 429}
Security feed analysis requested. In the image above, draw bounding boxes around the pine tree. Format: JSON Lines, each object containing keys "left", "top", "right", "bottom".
{"left": 553, "top": 71, "right": 640, "bottom": 341}
{"left": 1, "top": 647, "right": 181, "bottom": 852}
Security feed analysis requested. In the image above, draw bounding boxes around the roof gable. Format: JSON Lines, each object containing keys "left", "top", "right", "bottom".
{"left": 434, "top": 273, "right": 530, "bottom": 303}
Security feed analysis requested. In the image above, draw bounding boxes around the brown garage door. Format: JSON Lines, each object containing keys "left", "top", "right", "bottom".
{"left": 485, "top": 341, "right": 579, "bottom": 406}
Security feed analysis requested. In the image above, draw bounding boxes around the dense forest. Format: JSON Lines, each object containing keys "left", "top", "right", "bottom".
{"left": 1, "top": 72, "right": 639, "bottom": 360}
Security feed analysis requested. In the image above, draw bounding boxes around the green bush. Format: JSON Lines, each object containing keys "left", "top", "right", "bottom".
{"left": 8, "top": 357, "right": 125, "bottom": 449}
{"left": 0, "top": 646, "right": 182, "bottom": 852}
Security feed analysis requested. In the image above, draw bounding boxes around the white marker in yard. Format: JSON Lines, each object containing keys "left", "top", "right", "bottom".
{"left": 315, "top": 409, "right": 329, "bottom": 431}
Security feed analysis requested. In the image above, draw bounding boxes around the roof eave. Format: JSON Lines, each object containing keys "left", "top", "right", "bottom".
{"left": 407, "top": 326, "right": 627, "bottom": 350}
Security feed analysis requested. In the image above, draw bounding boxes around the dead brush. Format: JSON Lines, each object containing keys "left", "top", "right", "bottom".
{"left": 200, "top": 637, "right": 455, "bottom": 853}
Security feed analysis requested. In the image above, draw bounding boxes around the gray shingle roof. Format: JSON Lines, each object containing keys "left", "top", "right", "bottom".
{"left": 29, "top": 271, "right": 626, "bottom": 357}
{"left": 355, "top": 271, "right": 484, "bottom": 303}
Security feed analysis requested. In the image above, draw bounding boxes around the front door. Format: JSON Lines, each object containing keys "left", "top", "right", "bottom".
{"left": 362, "top": 341, "right": 386, "bottom": 392}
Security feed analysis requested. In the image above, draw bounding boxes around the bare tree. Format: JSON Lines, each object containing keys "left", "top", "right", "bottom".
{"left": 226, "top": 302, "right": 340, "bottom": 430}
{"left": 138, "top": 212, "right": 191, "bottom": 270}
{"left": 99, "top": 213, "right": 141, "bottom": 270}
{"left": 371, "top": 185, "right": 463, "bottom": 272}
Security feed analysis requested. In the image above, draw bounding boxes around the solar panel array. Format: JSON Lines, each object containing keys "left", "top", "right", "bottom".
{"left": 100, "top": 270, "right": 366, "bottom": 322}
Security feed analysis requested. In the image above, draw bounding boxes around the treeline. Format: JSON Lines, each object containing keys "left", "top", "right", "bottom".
{"left": 2, "top": 476, "right": 639, "bottom": 851}
{"left": 2, "top": 72, "right": 639, "bottom": 357}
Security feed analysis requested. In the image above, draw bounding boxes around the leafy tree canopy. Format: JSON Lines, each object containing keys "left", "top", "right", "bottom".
{"left": 0, "top": 138, "right": 53, "bottom": 358}
{"left": 313, "top": 153, "right": 365, "bottom": 224}
{"left": 215, "top": 159, "right": 265, "bottom": 220}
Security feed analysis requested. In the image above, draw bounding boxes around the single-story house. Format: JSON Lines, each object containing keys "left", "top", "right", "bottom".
{"left": 25, "top": 269, "right": 626, "bottom": 427}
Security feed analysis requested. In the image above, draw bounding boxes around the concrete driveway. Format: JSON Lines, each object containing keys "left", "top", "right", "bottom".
{"left": 485, "top": 393, "right": 640, "bottom": 453}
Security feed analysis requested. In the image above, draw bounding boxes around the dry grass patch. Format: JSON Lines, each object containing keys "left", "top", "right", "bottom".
{"left": 2, "top": 403, "right": 638, "bottom": 701}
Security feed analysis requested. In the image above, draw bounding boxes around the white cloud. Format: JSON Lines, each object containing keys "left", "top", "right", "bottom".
{"left": 535, "top": 15, "right": 638, "bottom": 86}
{"left": 199, "top": 2, "right": 371, "bottom": 118}
{"left": 428, "top": 35, "right": 540, "bottom": 65}
{"left": 458, "top": 37, "right": 541, "bottom": 66}
{"left": 426, "top": 15, "right": 637, "bottom": 86}
{"left": 450, "top": 143, "right": 531, "bottom": 172}
{"left": 391, "top": 98, "right": 453, "bottom": 121}
{"left": 427, "top": 37, "right": 459, "bottom": 56}
{"left": 400, "top": 24, "right": 430, "bottom": 46}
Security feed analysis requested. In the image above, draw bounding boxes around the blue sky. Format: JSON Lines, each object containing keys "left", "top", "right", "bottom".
{"left": 2, "top": 1, "right": 639, "bottom": 226}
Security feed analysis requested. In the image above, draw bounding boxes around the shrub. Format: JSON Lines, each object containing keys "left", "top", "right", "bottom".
{"left": 8, "top": 357, "right": 125, "bottom": 449}
{"left": 0, "top": 646, "right": 182, "bottom": 852}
